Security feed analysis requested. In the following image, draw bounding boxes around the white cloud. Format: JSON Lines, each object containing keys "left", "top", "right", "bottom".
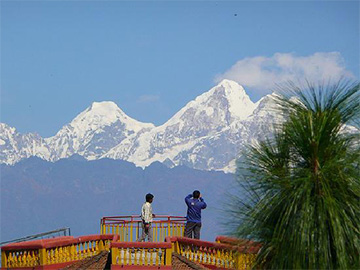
{"left": 215, "top": 52, "right": 355, "bottom": 94}
{"left": 136, "top": 95, "right": 160, "bottom": 103}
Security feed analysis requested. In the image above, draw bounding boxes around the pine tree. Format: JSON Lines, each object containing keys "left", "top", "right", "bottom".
{"left": 230, "top": 80, "right": 360, "bottom": 269}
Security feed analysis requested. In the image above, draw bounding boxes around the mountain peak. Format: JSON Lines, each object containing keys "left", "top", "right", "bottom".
{"left": 47, "top": 101, "right": 154, "bottom": 148}
{"left": 70, "top": 101, "right": 125, "bottom": 129}
{"left": 88, "top": 101, "right": 124, "bottom": 116}
{"left": 71, "top": 101, "right": 154, "bottom": 131}
{"left": 254, "top": 92, "right": 280, "bottom": 110}
{"left": 212, "top": 79, "right": 248, "bottom": 100}
{"left": 204, "top": 79, "right": 255, "bottom": 121}
{"left": 162, "top": 80, "right": 256, "bottom": 130}
{"left": 216, "top": 79, "right": 243, "bottom": 89}
{"left": 193, "top": 79, "right": 248, "bottom": 101}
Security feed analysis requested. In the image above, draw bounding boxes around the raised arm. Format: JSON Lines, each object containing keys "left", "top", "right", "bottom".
{"left": 199, "top": 197, "right": 207, "bottom": 209}
{"left": 185, "top": 194, "right": 192, "bottom": 206}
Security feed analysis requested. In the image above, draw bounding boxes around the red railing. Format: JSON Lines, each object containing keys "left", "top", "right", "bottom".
{"left": 215, "top": 236, "right": 262, "bottom": 254}
{"left": 1, "top": 234, "right": 116, "bottom": 269}
{"left": 100, "top": 215, "right": 186, "bottom": 242}
{"left": 166, "top": 236, "right": 260, "bottom": 269}
{"left": 1, "top": 234, "right": 260, "bottom": 269}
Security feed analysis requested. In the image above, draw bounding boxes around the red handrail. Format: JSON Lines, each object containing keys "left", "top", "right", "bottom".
{"left": 215, "top": 236, "right": 262, "bottom": 253}
{"left": 101, "top": 215, "right": 186, "bottom": 226}
{"left": 166, "top": 236, "right": 261, "bottom": 254}
{"left": 1, "top": 234, "right": 117, "bottom": 251}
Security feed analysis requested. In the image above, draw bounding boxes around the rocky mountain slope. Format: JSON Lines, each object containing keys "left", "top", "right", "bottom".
{"left": 0, "top": 80, "right": 288, "bottom": 172}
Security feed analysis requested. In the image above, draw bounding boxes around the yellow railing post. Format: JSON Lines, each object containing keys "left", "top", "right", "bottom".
{"left": 39, "top": 248, "right": 47, "bottom": 265}
{"left": 236, "top": 253, "right": 244, "bottom": 269}
{"left": 236, "top": 253, "right": 256, "bottom": 269}
{"left": 70, "top": 244, "right": 76, "bottom": 261}
{"left": 217, "top": 249, "right": 221, "bottom": 267}
{"left": 135, "top": 223, "right": 139, "bottom": 241}
{"left": 175, "top": 241, "right": 180, "bottom": 254}
{"left": 1, "top": 250, "right": 8, "bottom": 268}
{"left": 168, "top": 218, "right": 171, "bottom": 237}
{"left": 165, "top": 247, "right": 172, "bottom": 266}
{"left": 111, "top": 247, "right": 119, "bottom": 266}
{"left": 120, "top": 225, "right": 124, "bottom": 241}
{"left": 100, "top": 219, "right": 104, "bottom": 234}
{"left": 154, "top": 223, "right": 158, "bottom": 242}
{"left": 170, "top": 240, "right": 177, "bottom": 254}
{"left": 99, "top": 240, "right": 104, "bottom": 251}
{"left": 130, "top": 223, "right": 133, "bottom": 242}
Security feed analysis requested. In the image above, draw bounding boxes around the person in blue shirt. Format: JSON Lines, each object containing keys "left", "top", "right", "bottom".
{"left": 184, "top": 190, "right": 207, "bottom": 239}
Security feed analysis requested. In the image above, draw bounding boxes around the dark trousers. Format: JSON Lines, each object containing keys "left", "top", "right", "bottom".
{"left": 137, "top": 222, "right": 153, "bottom": 242}
{"left": 184, "top": 222, "right": 201, "bottom": 239}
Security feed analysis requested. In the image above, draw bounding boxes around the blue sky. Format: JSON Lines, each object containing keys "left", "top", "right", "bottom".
{"left": 1, "top": 1, "right": 359, "bottom": 137}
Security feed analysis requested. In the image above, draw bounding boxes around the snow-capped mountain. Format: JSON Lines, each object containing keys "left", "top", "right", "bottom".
{"left": 240, "top": 93, "right": 285, "bottom": 142}
{"left": 104, "top": 79, "right": 259, "bottom": 170}
{"left": 0, "top": 123, "right": 52, "bottom": 165}
{"left": 0, "top": 80, "right": 282, "bottom": 172}
{"left": 45, "top": 101, "right": 154, "bottom": 160}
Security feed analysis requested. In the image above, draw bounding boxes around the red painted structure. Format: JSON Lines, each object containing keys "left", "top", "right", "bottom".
{"left": 1, "top": 234, "right": 116, "bottom": 270}
{"left": 2, "top": 215, "right": 260, "bottom": 270}
{"left": 215, "top": 236, "right": 262, "bottom": 253}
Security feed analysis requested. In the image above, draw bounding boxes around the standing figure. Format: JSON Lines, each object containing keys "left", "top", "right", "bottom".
{"left": 138, "top": 193, "right": 155, "bottom": 242}
{"left": 184, "top": 190, "right": 207, "bottom": 239}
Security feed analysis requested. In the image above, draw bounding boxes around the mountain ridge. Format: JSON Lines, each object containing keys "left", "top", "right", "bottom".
{"left": 0, "top": 80, "right": 284, "bottom": 171}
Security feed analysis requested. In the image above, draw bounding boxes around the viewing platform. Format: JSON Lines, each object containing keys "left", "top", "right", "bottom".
{"left": 100, "top": 215, "right": 186, "bottom": 242}
{"left": 1, "top": 215, "right": 260, "bottom": 269}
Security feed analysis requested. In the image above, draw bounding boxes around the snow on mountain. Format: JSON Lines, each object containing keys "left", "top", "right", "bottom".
{"left": 45, "top": 101, "right": 155, "bottom": 160}
{"left": 163, "top": 79, "right": 255, "bottom": 130}
{"left": 0, "top": 123, "right": 52, "bottom": 164}
{"left": 104, "top": 80, "right": 257, "bottom": 170}
{"left": 0, "top": 80, "right": 291, "bottom": 171}
{"left": 240, "top": 93, "right": 285, "bottom": 143}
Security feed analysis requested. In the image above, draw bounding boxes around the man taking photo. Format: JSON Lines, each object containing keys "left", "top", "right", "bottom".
{"left": 184, "top": 190, "right": 207, "bottom": 239}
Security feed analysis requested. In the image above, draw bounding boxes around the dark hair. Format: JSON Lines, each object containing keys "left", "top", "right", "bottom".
{"left": 146, "top": 193, "right": 154, "bottom": 202}
{"left": 193, "top": 190, "right": 200, "bottom": 199}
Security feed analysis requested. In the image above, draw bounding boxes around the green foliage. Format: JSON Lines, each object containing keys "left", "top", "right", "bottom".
{"left": 231, "top": 81, "right": 360, "bottom": 269}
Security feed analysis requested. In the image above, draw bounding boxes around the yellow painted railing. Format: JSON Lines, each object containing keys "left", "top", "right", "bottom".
{"left": 1, "top": 234, "right": 116, "bottom": 269}
{"left": 1, "top": 222, "right": 259, "bottom": 269}
{"left": 100, "top": 215, "right": 186, "bottom": 242}
{"left": 2, "top": 248, "right": 41, "bottom": 268}
{"left": 111, "top": 241, "right": 172, "bottom": 269}
{"left": 167, "top": 236, "right": 260, "bottom": 269}
{"left": 215, "top": 236, "right": 260, "bottom": 269}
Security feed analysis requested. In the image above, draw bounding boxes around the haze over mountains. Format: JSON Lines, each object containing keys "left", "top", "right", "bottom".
{"left": 0, "top": 80, "right": 282, "bottom": 172}
{"left": 1, "top": 157, "right": 235, "bottom": 242}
